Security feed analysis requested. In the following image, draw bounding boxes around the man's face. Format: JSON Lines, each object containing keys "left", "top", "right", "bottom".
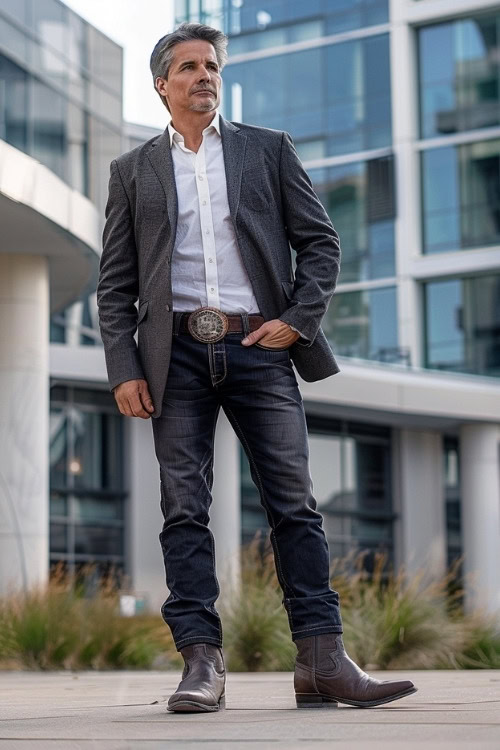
{"left": 156, "top": 40, "right": 221, "bottom": 116}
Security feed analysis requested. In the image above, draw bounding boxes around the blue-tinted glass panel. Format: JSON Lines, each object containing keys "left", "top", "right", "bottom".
{"left": 49, "top": 388, "right": 126, "bottom": 568}
{"left": 74, "top": 525, "right": 123, "bottom": 556}
{"left": 50, "top": 522, "right": 68, "bottom": 554}
{"left": 72, "top": 411, "right": 123, "bottom": 492}
{"left": 0, "top": 14, "right": 29, "bottom": 60}
{"left": 50, "top": 407, "right": 69, "bottom": 488}
{"left": 74, "top": 497, "right": 123, "bottom": 522}
{"left": 177, "top": 0, "right": 388, "bottom": 36}
{"left": 426, "top": 279, "right": 464, "bottom": 370}
{"left": 0, "top": 0, "right": 28, "bottom": 25}
{"left": 323, "top": 287, "right": 397, "bottom": 362}
{"left": 422, "top": 139, "right": 500, "bottom": 253}
{"left": 425, "top": 275, "right": 500, "bottom": 377}
{"left": 315, "top": 159, "right": 395, "bottom": 283}
{"left": 32, "top": 77, "right": 66, "bottom": 181}
{"left": 223, "top": 35, "right": 391, "bottom": 157}
{"left": 419, "top": 13, "right": 500, "bottom": 138}
{"left": 0, "top": 53, "right": 28, "bottom": 151}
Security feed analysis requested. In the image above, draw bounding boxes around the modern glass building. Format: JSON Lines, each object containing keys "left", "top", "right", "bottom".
{"left": 1, "top": 0, "right": 499, "bottom": 619}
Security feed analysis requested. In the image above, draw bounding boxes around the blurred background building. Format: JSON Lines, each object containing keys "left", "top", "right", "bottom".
{"left": 1, "top": 0, "right": 499, "bottom": 617}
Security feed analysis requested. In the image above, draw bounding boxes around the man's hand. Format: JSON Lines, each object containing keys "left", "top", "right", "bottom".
{"left": 113, "top": 379, "right": 154, "bottom": 418}
{"left": 241, "top": 319, "right": 301, "bottom": 349}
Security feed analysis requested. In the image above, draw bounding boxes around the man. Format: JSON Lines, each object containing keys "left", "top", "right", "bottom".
{"left": 97, "top": 22, "right": 417, "bottom": 713}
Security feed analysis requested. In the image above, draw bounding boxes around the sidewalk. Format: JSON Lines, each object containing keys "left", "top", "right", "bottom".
{"left": 1, "top": 669, "right": 499, "bottom": 749}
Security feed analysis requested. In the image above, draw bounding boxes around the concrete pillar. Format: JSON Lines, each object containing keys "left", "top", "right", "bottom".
{"left": 0, "top": 253, "right": 50, "bottom": 595}
{"left": 460, "top": 423, "right": 500, "bottom": 617}
{"left": 210, "top": 410, "right": 241, "bottom": 593}
{"left": 394, "top": 428, "right": 446, "bottom": 579}
{"left": 389, "top": 0, "right": 423, "bottom": 367}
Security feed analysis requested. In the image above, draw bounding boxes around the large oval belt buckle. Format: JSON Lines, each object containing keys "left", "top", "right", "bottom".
{"left": 187, "top": 307, "right": 229, "bottom": 343}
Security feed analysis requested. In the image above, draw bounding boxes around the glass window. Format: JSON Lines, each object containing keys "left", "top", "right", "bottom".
{"left": 424, "top": 274, "right": 500, "bottom": 377}
{"left": 50, "top": 491, "right": 68, "bottom": 517}
{"left": 50, "top": 407, "right": 69, "bottom": 488}
{"left": 71, "top": 409, "right": 123, "bottom": 492}
{"left": 0, "top": 53, "right": 28, "bottom": 152}
{"left": 177, "top": 0, "right": 388, "bottom": 36}
{"left": 313, "top": 157, "right": 395, "bottom": 283}
{"left": 50, "top": 522, "right": 68, "bottom": 554}
{"left": 419, "top": 13, "right": 500, "bottom": 138}
{"left": 31, "top": 0, "right": 70, "bottom": 91}
{"left": 66, "top": 102, "right": 88, "bottom": 195}
{"left": 223, "top": 34, "right": 392, "bottom": 157}
{"left": 87, "top": 25, "right": 122, "bottom": 95}
{"left": 422, "top": 139, "right": 500, "bottom": 253}
{"left": 0, "top": 0, "right": 28, "bottom": 26}
{"left": 0, "top": 14, "right": 29, "bottom": 60}
{"left": 322, "top": 286, "right": 398, "bottom": 363}
{"left": 88, "top": 117, "right": 122, "bottom": 210}
{"left": 32, "top": 77, "right": 66, "bottom": 182}
{"left": 75, "top": 525, "right": 123, "bottom": 556}
{"left": 49, "top": 385, "right": 126, "bottom": 573}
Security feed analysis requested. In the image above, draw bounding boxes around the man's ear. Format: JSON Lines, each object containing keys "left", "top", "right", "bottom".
{"left": 155, "top": 76, "right": 167, "bottom": 97}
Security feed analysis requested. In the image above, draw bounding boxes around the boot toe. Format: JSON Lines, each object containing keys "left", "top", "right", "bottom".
{"left": 168, "top": 689, "right": 222, "bottom": 712}
{"left": 379, "top": 678, "right": 416, "bottom": 699}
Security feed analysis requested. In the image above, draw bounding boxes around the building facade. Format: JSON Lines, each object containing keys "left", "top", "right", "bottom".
{"left": 1, "top": 0, "right": 499, "bottom": 619}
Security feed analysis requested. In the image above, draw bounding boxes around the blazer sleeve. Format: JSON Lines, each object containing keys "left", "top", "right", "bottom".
{"left": 96, "top": 159, "right": 145, "bottom": 392}
{"left": 277, "top": 131, "right": 341, "bottom": 347}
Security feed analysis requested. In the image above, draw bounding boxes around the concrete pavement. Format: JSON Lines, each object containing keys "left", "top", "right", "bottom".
{"left": 0, "top": 669, "right": 499, "bottom": 749}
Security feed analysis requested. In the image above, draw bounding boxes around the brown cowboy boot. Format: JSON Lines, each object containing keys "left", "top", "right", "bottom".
{"left": 294, "top": 633, "right": 417, "bottom": 708}
{"left": 167, "top": 643, "right": 226, "bottom": 713}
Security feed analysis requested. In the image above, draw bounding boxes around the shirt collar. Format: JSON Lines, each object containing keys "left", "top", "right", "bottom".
{"left": 168, "top": 111, "right": 220, "bottom": 146}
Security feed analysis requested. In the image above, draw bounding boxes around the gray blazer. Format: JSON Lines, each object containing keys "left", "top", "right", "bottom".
{"left": 97, "top": 116, "right": 341, "bottom": 418}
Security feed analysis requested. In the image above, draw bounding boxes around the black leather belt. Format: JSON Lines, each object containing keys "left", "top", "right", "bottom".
{"left": 174, "top": 307, "right": 265, "bottom": 343}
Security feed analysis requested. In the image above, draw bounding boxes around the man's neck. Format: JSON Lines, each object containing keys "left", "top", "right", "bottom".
{"left": 169, "top": 110, "right": 217, "bottom": 152}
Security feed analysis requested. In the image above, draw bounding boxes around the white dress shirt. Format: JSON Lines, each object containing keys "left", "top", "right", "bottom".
{"left": 168, "top": 111, "right": 260, "bottom": 314}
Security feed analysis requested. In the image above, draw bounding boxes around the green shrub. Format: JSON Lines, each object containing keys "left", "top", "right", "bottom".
{"left": 220, "top": 534, "right": 296, "bottom": 671}
{"left": 1, "top": 540, "right": 500, "bottom": 671}
{"left": 0, "top": 564, "right": 179, "bottom": 670}
{"left": 454, "top": 616, "right": 500, "bottom": 669}
{"left": 328, "top": 551, "right": 466, "bottom": 670}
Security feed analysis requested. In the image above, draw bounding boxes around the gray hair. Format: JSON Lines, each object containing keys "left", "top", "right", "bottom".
{"left": 150, "top": 23, "right": 228, "bottom": 111}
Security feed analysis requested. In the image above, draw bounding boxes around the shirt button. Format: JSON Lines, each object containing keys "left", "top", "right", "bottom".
{"left": 205, "top": 229, "right": 210, "bottom": 235}
{"left": 198, "top": 174, "right": 203, "bottom": 181}
{"left": 202, "top": 200, "right": 207, "bottom": 205}
{"left": 210, "top": 287, "right": 215, "bottom": 292}
{"left": 209, "top": 258, "right": 213, "bottom": 263}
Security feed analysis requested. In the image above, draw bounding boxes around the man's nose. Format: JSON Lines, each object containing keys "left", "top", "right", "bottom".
{"left": 198, "top": 65, "right": 210, "bottom": 81}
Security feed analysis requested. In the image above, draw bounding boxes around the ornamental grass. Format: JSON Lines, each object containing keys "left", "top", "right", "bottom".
{"left": 0, "top": 538, "right": 499, "bottom": 671}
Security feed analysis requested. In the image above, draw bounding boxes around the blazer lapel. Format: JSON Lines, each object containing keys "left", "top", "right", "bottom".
{"left": 146, "top": 128, "right": 178, "bottom": 244}
{"left": 145, "top": 116, "right": 246, "bottom": 244}
{"left": 220, "top": 116, "right": 247, "bottom": 221}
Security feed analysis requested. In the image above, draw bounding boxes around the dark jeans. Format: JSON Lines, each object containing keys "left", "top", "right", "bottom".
{"left": 151, "top": 312, "right": 343, "bottom": 651}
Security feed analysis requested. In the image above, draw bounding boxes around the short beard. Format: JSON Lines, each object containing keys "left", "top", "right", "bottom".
{"left": 189, "top": 97, "right": 218, "bottom": 112}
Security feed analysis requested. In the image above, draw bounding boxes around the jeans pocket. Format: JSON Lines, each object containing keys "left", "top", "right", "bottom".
{"left": 254, "top": 342, "right": 291, "bottom": 352}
